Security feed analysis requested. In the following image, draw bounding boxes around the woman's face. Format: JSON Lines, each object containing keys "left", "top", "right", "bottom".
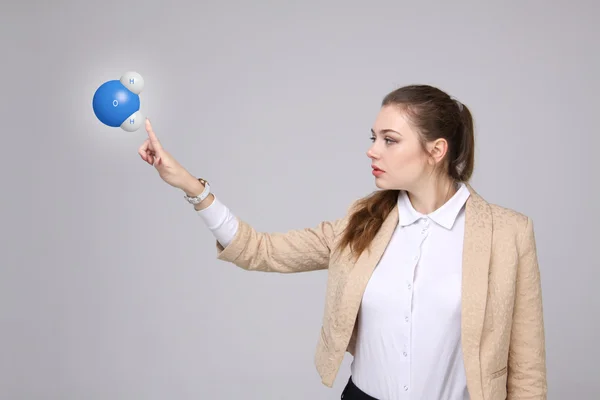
{"left": 367, "top": 105, "right": 435, "bottom": 191}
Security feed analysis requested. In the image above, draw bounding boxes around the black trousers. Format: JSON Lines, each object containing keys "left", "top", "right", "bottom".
{"left": 341, "top": 376, "right": 379, "bottom": 400}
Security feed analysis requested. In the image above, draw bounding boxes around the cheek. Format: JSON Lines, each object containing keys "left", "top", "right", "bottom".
{"left": 389, "top": 145, "right": 423, "bottom": 169}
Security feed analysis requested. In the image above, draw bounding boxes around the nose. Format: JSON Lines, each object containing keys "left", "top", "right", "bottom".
{"left": 366, "top": 146, "right": 379, "bottom": 160}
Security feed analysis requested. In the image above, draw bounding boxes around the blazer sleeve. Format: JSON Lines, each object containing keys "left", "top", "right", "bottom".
{"left": 507, "top": 216, "right": 548, "bottom": 399}
{"left": 213, "top": 201, "right": 357, "bottom": 273}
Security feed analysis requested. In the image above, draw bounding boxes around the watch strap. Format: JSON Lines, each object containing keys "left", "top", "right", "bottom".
{"left": 183, "top": 178, "right": 211, "bottom": 205}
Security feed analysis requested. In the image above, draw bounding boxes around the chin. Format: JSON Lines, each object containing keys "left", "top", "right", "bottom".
{"left": 374, "top": 176, "right": 408, "bottom": 191}
{"left": 374, "top": 178, "right": 393, "bottom": 190}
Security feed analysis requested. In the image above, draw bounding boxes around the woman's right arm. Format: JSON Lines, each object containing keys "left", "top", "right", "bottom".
{"left": 183, "top": 177, "right": 345, "bottom": 274}
{"left": 140, "top": 120, "right": 348, "bottom": 274}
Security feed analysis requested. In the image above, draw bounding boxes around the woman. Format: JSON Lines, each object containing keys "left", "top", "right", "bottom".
{"left": 138, "top": 84, "right": 547, "bottom": 400}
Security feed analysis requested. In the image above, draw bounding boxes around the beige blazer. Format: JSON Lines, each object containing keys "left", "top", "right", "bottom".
{"left": 214, "top": 184, "right": 547, "bottom": 400}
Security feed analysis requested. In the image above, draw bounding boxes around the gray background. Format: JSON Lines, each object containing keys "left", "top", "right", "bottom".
{"left": 1, "top": 0, "right": 598, "bottom": 399}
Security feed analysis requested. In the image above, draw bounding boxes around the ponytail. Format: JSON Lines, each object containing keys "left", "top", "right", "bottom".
{"left": 449, "top": 102, "right": 474, "bottom": 182}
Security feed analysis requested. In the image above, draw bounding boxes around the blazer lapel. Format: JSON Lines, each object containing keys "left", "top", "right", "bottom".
{"left": 461, "top": 184, "right": 493, "bottom": 399}
{"left": 336, "top": 202, "right": 400, "bottom": 347}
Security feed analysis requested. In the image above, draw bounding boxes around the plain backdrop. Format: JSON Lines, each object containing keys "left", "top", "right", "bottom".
{"left": 1, "top": 0, "right": 598, "bottom": 399}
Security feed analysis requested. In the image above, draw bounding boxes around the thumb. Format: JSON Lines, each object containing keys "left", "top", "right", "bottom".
{"left": 154, "top": 152, "right": 162, "bottom": 167}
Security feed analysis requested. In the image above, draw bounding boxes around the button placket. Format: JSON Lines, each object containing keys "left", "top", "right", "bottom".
{"left": 420, "top": 217, "right": 430, "bottom": 235}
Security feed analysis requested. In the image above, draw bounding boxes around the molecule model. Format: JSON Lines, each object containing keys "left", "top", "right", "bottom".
{"left": 92, "top": 71, "right": 145, "bottom": 132}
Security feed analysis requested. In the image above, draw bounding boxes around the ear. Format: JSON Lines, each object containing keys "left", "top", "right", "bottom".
{"left": 427, "top": 139, "right": 449, "bottom": 164}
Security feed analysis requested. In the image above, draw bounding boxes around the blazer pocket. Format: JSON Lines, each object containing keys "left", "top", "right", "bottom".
{"left": 490, "top": 366, "right": 507, "bottom": 379}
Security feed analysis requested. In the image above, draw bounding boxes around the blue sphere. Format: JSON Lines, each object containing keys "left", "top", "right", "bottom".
{"left": 92, "top": 80, "right": 140, "bottom": 127}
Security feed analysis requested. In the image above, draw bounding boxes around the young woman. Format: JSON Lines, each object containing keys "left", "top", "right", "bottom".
{"left": 139, "top": 84, "right": 547, "bottom": 400}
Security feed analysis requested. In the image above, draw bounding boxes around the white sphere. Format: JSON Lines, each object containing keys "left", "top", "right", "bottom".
{"left": 120, "top": 110, "right": 145, "bottom": 132}
{"left": 120, "top": 71, "right": 144, "bottom": 94}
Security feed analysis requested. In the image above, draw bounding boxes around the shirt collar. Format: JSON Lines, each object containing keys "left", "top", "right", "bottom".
{"left": 397, "top": 182, "right": 471, "bottom": 230}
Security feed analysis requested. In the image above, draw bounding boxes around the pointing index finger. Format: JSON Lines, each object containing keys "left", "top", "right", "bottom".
{"left": 145, "top": 119, "right": 163, "bottom": 150}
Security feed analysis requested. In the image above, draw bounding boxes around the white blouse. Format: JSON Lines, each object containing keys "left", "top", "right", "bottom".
{"left": 197, "top": 183, "right": 471, "bottom": 400}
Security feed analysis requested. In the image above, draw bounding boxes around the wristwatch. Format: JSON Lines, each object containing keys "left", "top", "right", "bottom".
{"left": 183, "top": 178, "right": 211, "bottom": 205}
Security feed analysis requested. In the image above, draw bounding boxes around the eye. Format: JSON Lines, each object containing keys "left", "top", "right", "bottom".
{"left": 370, "top": 136, "right": 397, "bottom": 145}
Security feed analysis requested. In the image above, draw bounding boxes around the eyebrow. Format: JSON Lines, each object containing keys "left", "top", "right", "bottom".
{"left": 371, "top": 128, "right": 402, "bottom": 136}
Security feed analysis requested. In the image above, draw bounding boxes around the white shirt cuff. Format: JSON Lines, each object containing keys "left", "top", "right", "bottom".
{"left": 196, "top": 195, "right": 239, "bottom": 247}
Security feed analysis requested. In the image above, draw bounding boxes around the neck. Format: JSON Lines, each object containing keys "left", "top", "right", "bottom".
{"left": 407, "top": 177, "right": 458, "bottom": 215}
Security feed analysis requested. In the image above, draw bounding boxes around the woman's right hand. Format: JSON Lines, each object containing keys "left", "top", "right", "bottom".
{"left": 138, "top": 118, "right": 194, "bottom": 191}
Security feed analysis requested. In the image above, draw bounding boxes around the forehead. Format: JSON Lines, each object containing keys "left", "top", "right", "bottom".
{"left": 372, "top": 105, "right": 414, "bottom": 135}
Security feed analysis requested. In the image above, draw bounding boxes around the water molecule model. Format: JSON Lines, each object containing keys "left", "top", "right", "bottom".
{"left": 92, "top": 71, "right": 145, "bottom": 132}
